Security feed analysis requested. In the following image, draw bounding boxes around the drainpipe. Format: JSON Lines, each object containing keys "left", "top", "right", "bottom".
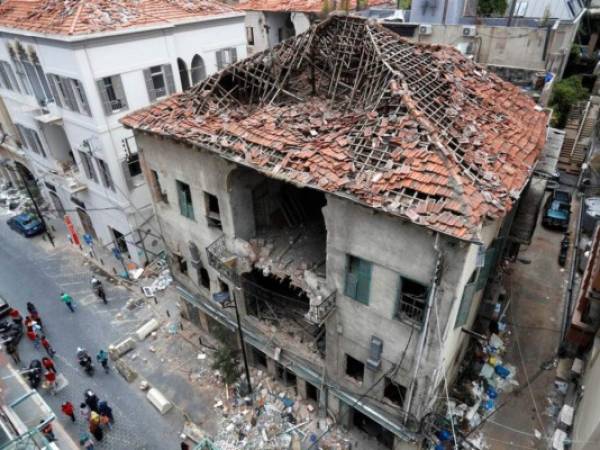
{"left": 404, "top": 233, "right": 442, "bottom": 418}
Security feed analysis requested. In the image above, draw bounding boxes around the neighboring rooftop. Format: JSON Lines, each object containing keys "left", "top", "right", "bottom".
{"left": 122, "top": 15, "right": 547, "bottom": 241}
{"left": 238, "top": 0, "right": 392, "bottom": 13}
{"left": 0, "top": 0, "right": 235, "bottom": 36}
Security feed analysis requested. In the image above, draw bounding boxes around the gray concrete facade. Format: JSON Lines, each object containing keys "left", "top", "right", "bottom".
{"left": 135, "top": 131, "right": 504, "bottom": 447}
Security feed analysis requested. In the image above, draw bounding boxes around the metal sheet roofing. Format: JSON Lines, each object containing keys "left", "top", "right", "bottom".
{"left": 122, "top": 15, "right": 547, "bottom": 241}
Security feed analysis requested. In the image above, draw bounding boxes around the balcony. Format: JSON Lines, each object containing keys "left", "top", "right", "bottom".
{"left": 206, "top": 235, "right": 239, "bottom": 284}
{"left": 57, "top": 160, "right": 87, "bottom": 194}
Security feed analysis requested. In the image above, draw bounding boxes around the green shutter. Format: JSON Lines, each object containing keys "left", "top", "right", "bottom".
{"left": 476, "top": 241, "right": 499, "bottom": 291}
{"left": 344, "top": 256, "right": 371, "bottom": 305}
{"left": 454, "top": 281, "right": 477, "bottom": 329}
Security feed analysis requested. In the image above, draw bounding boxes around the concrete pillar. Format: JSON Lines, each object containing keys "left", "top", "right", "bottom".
{"left": 337, "top": 401, "right": 352, "bottom": 430}
{"left": 266, "top": 356, "right": 277, "bottom": 378}
{"left": 296, "top": 377, "right": 308, "bottom": 400}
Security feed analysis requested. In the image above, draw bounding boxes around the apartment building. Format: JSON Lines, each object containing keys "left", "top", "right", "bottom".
{"left": 239, "top": 0, "right": 393, "bottom": 53}
{"left": 122, "top": 16, "right": 546, "bottom": 448}
{"left": 0, "top": 0, "right": 246, "bottom": 265}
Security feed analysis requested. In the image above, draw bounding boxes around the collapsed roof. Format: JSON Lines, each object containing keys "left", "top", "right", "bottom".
{"left": 0, "top": 0, "right": 235, "bottom": 36}
{"left": 122, "top": 15, "right": 547, "bottom": 241}
{"left": 238, "top": 0, "right": 392, "bottom": 13}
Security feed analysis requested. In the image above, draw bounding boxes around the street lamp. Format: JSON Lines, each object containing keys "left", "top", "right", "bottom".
{"left": 214, "top": 287, "right": 253, "bottom": 400}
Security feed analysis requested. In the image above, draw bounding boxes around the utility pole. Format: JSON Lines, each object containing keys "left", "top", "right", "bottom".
{"left": 14, "top": 165, "right": 55, "bottom": 248}
{"left": 232, "top": 289, "right": 253, "bottom": 399}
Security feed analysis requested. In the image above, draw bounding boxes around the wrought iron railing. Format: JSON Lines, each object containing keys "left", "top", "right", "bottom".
{"left": 206, "top": 235, "right": 239, "bottom": 284}
{"left": 309, "top": 290, "right": 337, "bottom": 326}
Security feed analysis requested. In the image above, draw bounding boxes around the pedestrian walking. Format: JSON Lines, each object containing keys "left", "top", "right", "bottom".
{"left": 31, "top": 321, "right": 42, "bottom": 335}
{"left": 41, "top": 336, "right": 56, "bottom": 357}
{"left": 60, "top": 292, "right": 75, "bottom": 313}
{"left": 6, "top": 341, "right": 20, "bottom": 364}
{"left": 44, "top": 370, "right": 56, "bottom": 395}
{"left": 80, "top": 403, "right": 91, "bottom": 422}
{"left": 79, "top": 432, "right": 94, "bottom": 450}
{"left": 40, "top": 421, "right": 56, "bottom": 442}
{"left": 61, "top": 401, "right": 76, "bottom": 422}
{"left": 96, "top": 349, "right": 109, "bottom": 373}
{"left": 84, "top": 390, "right": 99, "bottom": 412}
{"left": 98, "top": 401, "right": 114, "bottom": 427}
{"left": 42, "top": 357, "right": 56, "bottom": 373}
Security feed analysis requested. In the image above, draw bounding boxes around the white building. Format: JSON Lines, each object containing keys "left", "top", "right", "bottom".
{"left": 239, "top": 0, "right": 393, "bottom": 53}
{"left": 0, "top": 0, "right": 246, "bottom": 265}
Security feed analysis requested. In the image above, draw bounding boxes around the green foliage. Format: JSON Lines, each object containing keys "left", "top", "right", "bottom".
{"left": 211, "top": 345, "right": 240, "bottom": 386}
{"left": 477, "top": 0, "right": 508, "bottom": 16}
{"left": 549, "top": 76, "right": 589, "bottom": 128}
{"left": 396, "top": 0, "right": 411, "bottom": 8}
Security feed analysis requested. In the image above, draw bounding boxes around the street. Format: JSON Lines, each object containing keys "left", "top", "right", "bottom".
{"left": 0, "top": 214, "right": 184, "bottom": 449}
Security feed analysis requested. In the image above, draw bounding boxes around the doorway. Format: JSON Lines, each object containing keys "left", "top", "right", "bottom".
{"left": 76, "top": 207, "right": 97, "bottom": 240}
{"left": 110, "top": 227, "right": 129, "bottom": 257}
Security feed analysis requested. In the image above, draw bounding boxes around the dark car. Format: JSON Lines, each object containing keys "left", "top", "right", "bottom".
{"left": 0, "top": 295, "right": 10, "bottom": 319}
{"left": 7, "top": 213, "right": 45, "bottom": 237}
{"left": 542, "top": 189, "right": 572, "bottom": 231}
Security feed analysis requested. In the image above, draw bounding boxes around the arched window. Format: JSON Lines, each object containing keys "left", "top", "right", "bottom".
{"left": 177, "top": 58, "right": 190, "bottom": 91}
{"left": 190, "top": 54, "right": 206, "bottom": 85}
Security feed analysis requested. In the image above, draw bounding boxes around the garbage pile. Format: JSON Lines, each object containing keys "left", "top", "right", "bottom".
{"left": 430, "top": 329, "right": 519, "bottom": 449}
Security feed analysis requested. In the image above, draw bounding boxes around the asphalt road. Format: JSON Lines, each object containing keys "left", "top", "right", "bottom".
{"left": 0, "top": 213, "right": 183, "bottom": 449}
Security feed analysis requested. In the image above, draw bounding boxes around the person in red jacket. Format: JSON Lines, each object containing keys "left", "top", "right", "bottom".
{"left": 61, "top": 401, "right": 76, "bottom": 422}
{"left": 40, "top": 336, "right": 56, "bottom": 357}
{"left": 42, "top": 357, "right": 56, "bottom": 374}
{"left": 44, "top": 371, "right": 56, "bottom": 395}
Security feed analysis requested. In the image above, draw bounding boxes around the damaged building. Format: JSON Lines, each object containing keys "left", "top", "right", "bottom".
{"left": 122, "top": 15, "right": 547, "bottom": 448}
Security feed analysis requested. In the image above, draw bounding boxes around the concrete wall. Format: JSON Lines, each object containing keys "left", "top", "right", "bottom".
{"left": 245, "top": 11, "right": 308, "bottom": 54}
{"left": 323, "top": 195, "right": 475, "bottom": 419}
{"left": 572, "top": 336, "right": 600, "bottom": 450}
{"left": 410, "top": 21, "right": 577, "bottom": 76}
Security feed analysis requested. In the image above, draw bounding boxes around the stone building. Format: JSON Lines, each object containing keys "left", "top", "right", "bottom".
{"left": 0, "top": 0, "right": 246, "bottom": 264}
{"left": 122, "top": 15, "right": 547, "bottom": 448}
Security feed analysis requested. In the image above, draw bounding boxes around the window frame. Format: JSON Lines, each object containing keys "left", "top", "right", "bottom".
{"left": 395, "top": 276, "right": 429, "bottom": 326}
{"left": 246, "top": 27, "right": 255, "bottom": 46}
{"left": 96, "top": 157, "right": 115, "bottom": 191}
{"left": 344, "top": 255, "right": 372, "bottom": 305}
{"left": 176, "top": 179, "right": 195, "bottom": 220}
{"left": 78, "top": 150, "right": 98, "bottom": 183}
{"left": 204, "top": 191, "right": 222, "bottom": 229}
{"left": 97, "top": 74, "right": 128, "bottom": 115}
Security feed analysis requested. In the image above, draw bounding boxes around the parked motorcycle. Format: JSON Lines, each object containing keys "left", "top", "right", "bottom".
{"left": 27, "top": 359, "right": 42, "bottom": 388}
{"left": 0, "top": 320, "right": 23, "bottom": 345}
{"left": 77, "top": 348, "right": 94, "bottom": 376}
{"left": 559, "top": 233, "right": 570, "bottom": 267}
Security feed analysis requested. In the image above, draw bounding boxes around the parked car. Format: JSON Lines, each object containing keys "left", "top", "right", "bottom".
{"left": 7, "top": 213, "right": 45, "bottom": 237}
{"left": 0, "top": 294, "right": 10, "bottom": 319}
{"left": 542, "top": 189, "right": 572, "bottom": 231}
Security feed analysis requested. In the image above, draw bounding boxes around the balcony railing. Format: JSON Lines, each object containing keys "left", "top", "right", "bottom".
{"left": 206, "top": 235, "right": 239, "bottom": 284}
{"left": 308, "top": 290, "right": 337, "bottom": 326}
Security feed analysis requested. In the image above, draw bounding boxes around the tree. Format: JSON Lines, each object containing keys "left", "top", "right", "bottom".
{"left": 211, "top": 345, "right": 241, "bottom": 386}
{"left": 477, "top": 0, "right": 508, "bottom": 16}
{"left": 549, "top": 76, "right": 589, "bottom": 128}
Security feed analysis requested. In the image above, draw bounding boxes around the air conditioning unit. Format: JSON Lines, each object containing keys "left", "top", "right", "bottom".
{"left": 419, "top": 24, "right": 432, "bottom": 35}
{"left": 462, "top": 25, "right": 477, "bottom": 37}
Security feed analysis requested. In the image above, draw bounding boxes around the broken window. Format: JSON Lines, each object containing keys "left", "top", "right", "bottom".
{"left": 0, "top": 61, "right": 19, "bottom": 92}
{"left": 454, "top": 270, "right": 478, "bottom": 329}
{"left": 204, "top": 192, "right": 222, "bottom": 229}
{"left": 12, "top": 60, "right": 31, "bottom": 95}
{"left": 176, "top": 180, "right": 194, "bottom": 220}
{"left": 96, "top": 158, "right": 115, "bottom": 191}
{"left": 143, "top": 64, "right": 175, "bottom": 101}
{"left": 278, "top": 28, "right": 284, "bottom": 43}
{"left": 306, "top": 382, "right": 319, "bottom": 402}
{"left": 199, "top": 267, "right": 210, "bottom": 289}
{"left": 97, "top": 75, "right": 128, "bottom": 114}
{"left": 383, "top": 377, "right": 406, "bottom": 407}
{"left": 246, "top": 27, "right": 255, "bottom": 46}
{"left": 127, "top": 153, "right": 142, "bottom": 177}
{"left": 150, "top": 169, "right": 168, "bottom": 203}
{"left": 344, "top": 255, "right": 372, "bottom": 305}
{"left": 16, "top": 125, "right": 46, "bottom": 157}
{"left": 252, "top": 348, "right": 267, "bottom": 369}
{"left": 175, "top": 254, "right": 188, "bottom": 275}
{"left": 78, "top": 150, "right": 98, "bottom": 182}
{"left": 70, "top": 79, "right": 91, "bottom": 116}
{"left": 190, "top": 55, "right": 206, "bottom": 85}
{"left": 395, "top": 277, "right": 428, "bottom": 325}
{"left": 216, "top": 48, "right": 237, "bottom": 70}
{"left": 346, "top": 354, "right": 364, "bottom": 383}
